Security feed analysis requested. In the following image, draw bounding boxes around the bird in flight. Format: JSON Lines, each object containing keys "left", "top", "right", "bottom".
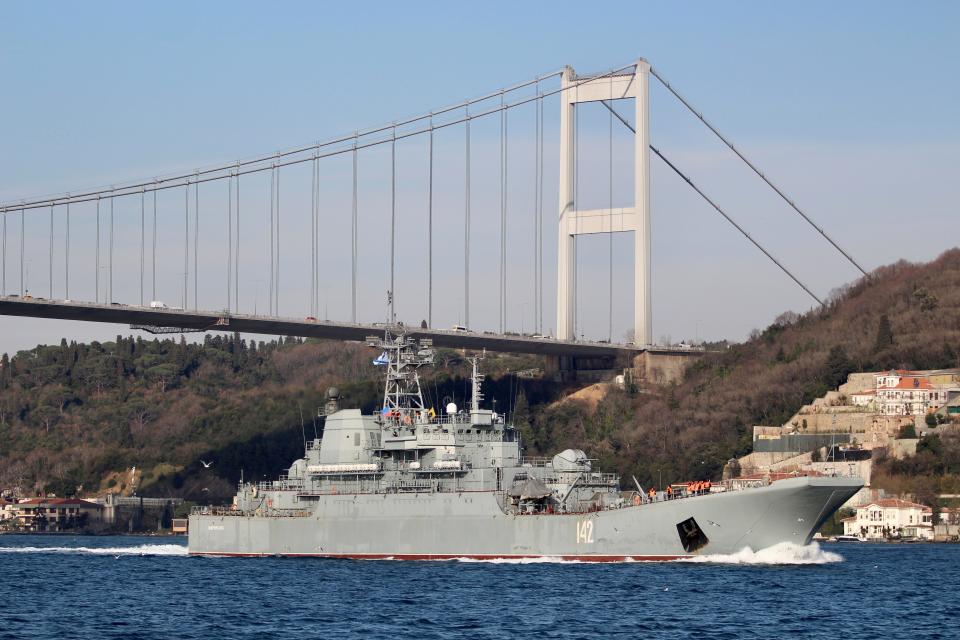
{"left": 200, "top": 460, "right": 213, "bottom": 468}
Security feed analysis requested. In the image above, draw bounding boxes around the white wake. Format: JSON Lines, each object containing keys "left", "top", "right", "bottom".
{"left": 678, "top": 541, "right": 843, "bottom": 565}
{"left": 0, "top": 543, "right": 188, "bottom": 556}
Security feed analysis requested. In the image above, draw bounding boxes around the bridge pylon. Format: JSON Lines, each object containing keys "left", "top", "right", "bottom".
{"left": 556, "top": 59, "right": 651, "bottom": 346}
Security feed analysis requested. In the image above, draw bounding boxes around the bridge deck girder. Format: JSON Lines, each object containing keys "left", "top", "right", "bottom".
{"left": 0, "top": 297, "right": 674, "bottom": 360}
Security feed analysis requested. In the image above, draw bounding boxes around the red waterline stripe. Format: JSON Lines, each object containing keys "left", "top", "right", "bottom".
{"left": 188, "top": 551, "right": 690, "bottom": 562}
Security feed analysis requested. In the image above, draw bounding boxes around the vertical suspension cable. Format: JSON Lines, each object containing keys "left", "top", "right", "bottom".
{"left": 140, "top": 190, "right": 144, "bottom": 306}
{"left": 427, "top": 116, "right": 433, "bottom": 328}
{"left": 109, "top": 194, "right": 114, "bottom": 303}
{"left": 310, "top": 154, "right": 317, "bottom": 318}
{"left": 228, "top": 174, "right": 234, "bottom": 312}
{"left": 464, "top": 106, "right": 471, "bottom": 329}
{"left": 183, "top": 183, "right": 189, "bottom": 309}
{"left": 350, "top": 140, "right": 359, "bottom": 322}
{"left": 502, "top": 93, "right": 508, "bottom": 333}
{"left": 2, "top": 211, "right": 5, "bottom": 295}
{"left": 65, "top": 201, "right": 70, "bottom": 300}
{"left": 234, "top": 168, "right": 240, "bottom": 313}
{"left": 194, "top": 171, "right": 199, "bottom": 311}
{"left": 533, "top": 82, "right": 540, "bottom": 335}
{"left": 95, "top": 197, "right": 100, "bottom": 302}
{"left": 498, "top": 92, "right": 505, "bottom": 333}
{"left": 608, "top": 78, "right": 614, "bottom": 343}
{"left": 315, "top": 154, "right": 320, "bottom": 317}
{"left": 537, "top": 91, "right": 544, "bottom": 335}
{"left": 275, "top": 165, "right": 280, "bottom": 316}
{"left": 49, "top": 203, "right": 54, "bottom": 299}
{"left": 268, "top": 167, "right": 274, "bottom": 315}
{"left": 20, "top": 208, "right": 25, "bottom": 297}
{"left": 314, "top": 153, "right": 320, "bottom": 318}
{"left": 573, "top": 88, "right": 580, "bottom": 339}
{"left": 389, "top": 125, "right": 396, "bottom": 324}
{"left": 152, "top": 188, "right": 157, "bottom": 303}
{"left": 311, "top": 156, "right": 320, "bottom": 318}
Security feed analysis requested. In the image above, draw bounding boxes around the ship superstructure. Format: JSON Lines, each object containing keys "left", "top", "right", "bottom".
{"left": 189, "top": 331, "right": 862, "bottom": 560}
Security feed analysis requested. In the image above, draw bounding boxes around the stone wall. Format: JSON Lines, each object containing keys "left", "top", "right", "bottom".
{"left": 839, "top": 372, "right": 878, "bottom": 395}
{"left": 631, "top": 351, "right": 701, "bottom": 385}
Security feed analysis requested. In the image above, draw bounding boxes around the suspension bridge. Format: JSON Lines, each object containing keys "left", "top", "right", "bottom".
{"left": 0, "top": 58, "right": 864, "bottom": 369}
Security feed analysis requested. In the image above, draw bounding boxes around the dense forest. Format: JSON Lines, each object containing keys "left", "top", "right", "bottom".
{"left": 2, "top": 249, "right": 959, "bottom": 504}
{"left": 0, "top": 332, "right": 561, "bottom": 503}
{"left": 514, "top": 248, "right": 960, "bottom": 495}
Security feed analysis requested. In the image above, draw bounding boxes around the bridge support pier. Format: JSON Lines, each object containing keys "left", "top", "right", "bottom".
{"left": 546, "top": 353, "right": 629, "bottom": 382}
{"left": 557, "top": 59, "right": 651, "bottom": 346}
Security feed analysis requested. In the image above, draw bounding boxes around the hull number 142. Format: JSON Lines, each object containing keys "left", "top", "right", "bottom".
{"left": 576, "top": 519, "right": 594, "bottom": 544}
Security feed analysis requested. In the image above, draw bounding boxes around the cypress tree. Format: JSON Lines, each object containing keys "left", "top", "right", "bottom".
{"left": 874, "top": 314, "right": 894, "bottom": 352}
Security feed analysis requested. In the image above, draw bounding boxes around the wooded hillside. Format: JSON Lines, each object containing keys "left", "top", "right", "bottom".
{"left": 2, "top": 248, "right": 959, "bottom": 502}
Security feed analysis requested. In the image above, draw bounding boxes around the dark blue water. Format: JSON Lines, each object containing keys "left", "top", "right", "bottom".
{"left": 1, "top": 536, "right": 958, "bottom": 639}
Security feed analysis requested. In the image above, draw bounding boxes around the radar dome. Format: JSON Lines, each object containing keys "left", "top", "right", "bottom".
{"left": 327, "top": 386, "right": 341, "bottom": 399}
{"left": 446, "top": 402, "right": 458, "bottom": 415}
{"left": 552, "top": 449, "right": 590, "bottom": 472}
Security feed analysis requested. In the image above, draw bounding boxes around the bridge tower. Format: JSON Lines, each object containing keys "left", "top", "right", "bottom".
{"left": 556, "top": 59, "right": 651, "bottom": 346}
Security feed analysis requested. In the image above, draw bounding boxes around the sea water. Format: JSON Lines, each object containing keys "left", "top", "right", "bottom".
{"left": 1, "top": 535, "right": 957, "bottom": 639}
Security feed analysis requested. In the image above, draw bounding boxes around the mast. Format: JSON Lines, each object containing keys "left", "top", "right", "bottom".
{"left": 469, "top": 352, "right": 485, "bottom": 413}
{"left": 367, "top": 330, "right": 434, "bottom": 418}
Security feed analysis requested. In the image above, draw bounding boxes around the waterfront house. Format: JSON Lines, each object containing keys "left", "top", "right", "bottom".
{"left": 843, "top": 498, "right": 933, "bottom": 540}
{"left": 8, "top": 498, "right": 102, "bottom": 532}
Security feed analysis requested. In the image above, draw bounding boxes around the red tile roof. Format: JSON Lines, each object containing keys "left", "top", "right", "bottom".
{"left": 877, "top": 377, "right": 934, "bottom": 391}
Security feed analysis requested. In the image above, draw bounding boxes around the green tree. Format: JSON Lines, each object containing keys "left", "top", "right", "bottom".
{"left": 874, "top": 314, "right": 894, "bottom": 352}
{"left": 898, "top": 423, "right": 917, "bottom": 439}
{"left": 825, "top": 345, "right": 854, "bottom": 389}
{"left": 925, "top": 413, "right": 938, "bottom": 428}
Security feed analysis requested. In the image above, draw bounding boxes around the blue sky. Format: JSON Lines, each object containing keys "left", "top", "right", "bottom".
{"left": 1, "top": 2, "right": 958, "bottom": 352}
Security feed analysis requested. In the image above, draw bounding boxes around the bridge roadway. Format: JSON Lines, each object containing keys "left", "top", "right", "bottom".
{"left": 0, "top": 296, "right": 694, "bottom": 360}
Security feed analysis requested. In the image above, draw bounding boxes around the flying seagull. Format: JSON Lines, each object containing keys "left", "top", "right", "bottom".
{"left": 200, "top": 460, "right": 213, "bottom": 468}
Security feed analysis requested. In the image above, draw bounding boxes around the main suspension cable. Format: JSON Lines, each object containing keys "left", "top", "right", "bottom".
{"left": 600, "top": 99, "right": 823, "bottom": 306}
{"left": 2, "top": 64, "right": 635, "bottom": 214}
{"left": 653, "top": 145, "right": 823, "bottom": 306}
{"left": 649, "top": 66, "right": 866, "bottom": 277}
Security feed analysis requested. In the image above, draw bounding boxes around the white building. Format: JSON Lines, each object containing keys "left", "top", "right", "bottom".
{"left": 842, "top": 498, "right": 933, "bottom": 540}
{"left": 875, "top": 371, "right": 953, "bottom": 416}
{"left": 850, "top": 388, "right": 876, "bottom": 409}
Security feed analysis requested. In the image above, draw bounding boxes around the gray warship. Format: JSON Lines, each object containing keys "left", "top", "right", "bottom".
{"left": 189, "top": 332, "right": 862, "bottom": 560}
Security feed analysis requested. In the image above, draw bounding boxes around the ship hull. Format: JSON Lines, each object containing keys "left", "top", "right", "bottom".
{"left": 188, "top": 476, "right": 861, "bottom": 560}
